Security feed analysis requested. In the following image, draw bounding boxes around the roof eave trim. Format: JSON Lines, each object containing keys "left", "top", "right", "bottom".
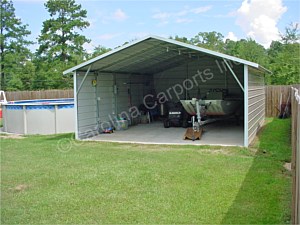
{"left": 63, "top": 35, "right": 154, "bottom": 75}
{"left": 63, "top": 34, "right": 271, "bottom": 75}
{"left": 258, "top": 65, "right": 272, "bottom": 74}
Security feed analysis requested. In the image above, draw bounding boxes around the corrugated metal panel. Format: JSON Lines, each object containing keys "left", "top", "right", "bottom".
{"left": 77, "top": 73, "right": 97, "bottom": 138}
{"left": 80, "top": 72, "right": 152, "bottom": 132}
{"left": 96, "top": 73, "right": 114, "bottom": 129}
{"left": 248, "top": 68, "right": 265, "bottom": 145}
{"left": 154, "top": 59, "right": 244, "bottom": 101}
{"left": 116, "top": 74, "right": 130, "bottom": 114}
{"left": 114, "top": 73, "right": 153, "bottom": 116}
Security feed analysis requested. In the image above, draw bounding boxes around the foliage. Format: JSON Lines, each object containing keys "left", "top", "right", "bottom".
{"left": 170, "top": 28, "right": 299, "bottom": 85}
{"left": 6, "top": 60, "right": 36, "bottom": 91}
{"left": 89, "top": 45, "right": 111, "bottom": 59}
{"left": 225, "top": 38, "right": 269, "bottom": 67}
{"left": 31, "top": 60, "right": 73, "bottom": 90}
{"left": 191, "top": 31, "right": 225, "bottom": 52}
{"left": 170, "top": 35, "right": 192, "bottom": 44}
{"left": 0, "top": 0, "right": 33, "bottom": 90}
{"left": 268, "top": 43, "right": 300, "bottom": 84}
{"left": 268, "top": 24, "right": 300, "bottom": 84}
{"left": 280, "top": 23, "right": 300, "bottom": 44}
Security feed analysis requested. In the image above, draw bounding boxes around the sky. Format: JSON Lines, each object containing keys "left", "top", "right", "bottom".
{"left": 13, "top": 0, "right": 300, "bottom": 52}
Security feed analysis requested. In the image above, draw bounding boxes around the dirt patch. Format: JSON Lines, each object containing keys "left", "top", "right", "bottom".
{"left": 0, "top": 133, "right": 25, "bottom": 139}
{"left": 197, "top": 148, "right": 255, "bottom": 158}
{"left": 284, "top": 162, "right": 291, "bottom": 171}
{"left": 248, "top": 147, "right": 259, "bottom": 154}
{"left": 200, "top": 149, "right": 231, "bottom": 155}
{"left": 10, "top": 184, "right": 30, "bottom": 192}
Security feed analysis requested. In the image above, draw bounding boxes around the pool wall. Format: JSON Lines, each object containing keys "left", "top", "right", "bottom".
{"left": 2, "top": 98, "right": 75, "bottom": 134}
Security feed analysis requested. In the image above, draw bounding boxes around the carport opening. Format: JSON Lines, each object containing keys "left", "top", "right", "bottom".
{"left": 90, "top": 54, "right": 245, "bottom": 146}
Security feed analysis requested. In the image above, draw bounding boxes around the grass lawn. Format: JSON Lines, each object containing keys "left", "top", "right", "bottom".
{"left": 1, "top": 118, "right": 291, "bottom": 224}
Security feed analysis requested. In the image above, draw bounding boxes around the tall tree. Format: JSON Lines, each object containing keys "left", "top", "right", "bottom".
{"left": 170, "top": 35, "right": 192, "bottom": 44}
{"left": 191, "top": 31, "right": 225, "bottom": 52}
{"left": 37, "top": 0, "right": 90, "bottom": 62}
{"left": 280, "top": 23, "right": 300, "bottom": 44}
{"left": 268, "top": 24, "right": 300, "bottom": 85}
{"left": 268, "top": 43, "right": 300, "bottom": 84}
{"left": 0, "top": 0, "right": 32, "bottom": 90}
{"left": 225, "top": 38, "right": 268, "bottom": 67}
{"left": 89, "top": 45, "right": 111, "bottom": 59}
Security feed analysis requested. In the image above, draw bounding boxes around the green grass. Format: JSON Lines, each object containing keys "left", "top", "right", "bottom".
{"left": 222, "top": 118, "right": 292, "bottom": 224}
{"left": 1, "top": 118, "right": 291, "bottom": 224}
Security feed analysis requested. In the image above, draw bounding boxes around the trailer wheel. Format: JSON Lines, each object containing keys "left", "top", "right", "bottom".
{"left": 235, "top": 115, "right": 240, "bottom": 126}
{"left": 164, "top": 120, "right": 170, "bottom": 128}
{"left": 182, "top": 119, "right": 188, "bottom": 128}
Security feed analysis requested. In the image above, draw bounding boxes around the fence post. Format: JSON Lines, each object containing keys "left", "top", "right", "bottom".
{"left": 291, "top": 86, "right": 300, "bottom": 224}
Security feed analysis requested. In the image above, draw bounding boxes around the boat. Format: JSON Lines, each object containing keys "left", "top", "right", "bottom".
{"left": 180, "top": 98, "right": 242, "bottom": 117}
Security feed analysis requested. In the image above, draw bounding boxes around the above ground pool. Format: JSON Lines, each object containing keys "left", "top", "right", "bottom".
{"left": 2, "top": 98, "right": 75, "bottom": 134}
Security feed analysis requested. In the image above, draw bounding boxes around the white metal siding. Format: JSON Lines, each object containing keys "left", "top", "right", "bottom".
{"left": 115, "top": 74, "right": 151, "bottom": 116}
{"left": 248, "top": 67, "right": 265, "bottom": 145}
{"left": 96, "top": 73, "right": 114, "bottom": 130}
{"left": 77, "top": 72, "right": 97, "bottom": 138}
{"left": 77, "top": 71, "right": 149, "bottom": 137}
{"left": 95, "top": 73, "right": 152, "bottom": 131}
{"left": 153, "top": 58, "right": 244, "bottom": 101}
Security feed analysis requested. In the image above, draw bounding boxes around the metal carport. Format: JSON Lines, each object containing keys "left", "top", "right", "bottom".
{"left": 63, "top": 35, "right": 270, "bottom": 147}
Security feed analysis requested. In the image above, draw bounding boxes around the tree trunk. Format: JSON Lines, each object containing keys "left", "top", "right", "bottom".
{"left": 0, "top": 3, "right": 5, "bottom": 90}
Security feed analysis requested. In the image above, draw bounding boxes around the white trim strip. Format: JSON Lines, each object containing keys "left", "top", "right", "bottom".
{"left": 76, "top": 65, "right": 91, "bottom": 97}
{"left": 73, "top": 71, "right": 79, "bottom": 139}
{"left": 244, "top": 65, "right": 249, "bottom": 147}
{"left": 224, "top": 59, "right": 245, "bottom": 92}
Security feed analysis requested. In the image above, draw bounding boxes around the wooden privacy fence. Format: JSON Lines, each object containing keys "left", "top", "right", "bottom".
{"left": 265, "top": 85, "right": 300, "bottom": 117}
{"left": 291, "top": 86, "right": 300, "bottom": 224}
{"left": 4, "top": 89, "right": 74, "bottom": 101}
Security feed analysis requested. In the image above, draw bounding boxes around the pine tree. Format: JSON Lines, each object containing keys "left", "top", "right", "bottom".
{"left": 0, "top": 0, "right": 33, "bottom": 90}
{"left": 37, "top": 0, "right": 90, "bottom": 63}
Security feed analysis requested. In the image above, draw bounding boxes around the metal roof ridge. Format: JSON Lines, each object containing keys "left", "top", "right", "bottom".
{"left": 63, "top": 35, "right": 270, "bottom": 75}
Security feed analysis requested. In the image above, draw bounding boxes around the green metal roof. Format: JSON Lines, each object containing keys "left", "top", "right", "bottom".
{"left": 63, "top": 35, "right": 270, "bottom": 75}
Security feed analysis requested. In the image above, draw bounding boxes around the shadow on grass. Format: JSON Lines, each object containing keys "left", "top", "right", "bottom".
{"left": 43, "top": 133, "right": 75, "bottom": 141}
{"left": 221, "top": 118, "right": 292, "bottom": 224}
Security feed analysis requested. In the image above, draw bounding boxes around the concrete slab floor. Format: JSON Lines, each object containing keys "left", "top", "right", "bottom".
{"left": 89, "top": 120, "right": 244, "bottom": 146}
